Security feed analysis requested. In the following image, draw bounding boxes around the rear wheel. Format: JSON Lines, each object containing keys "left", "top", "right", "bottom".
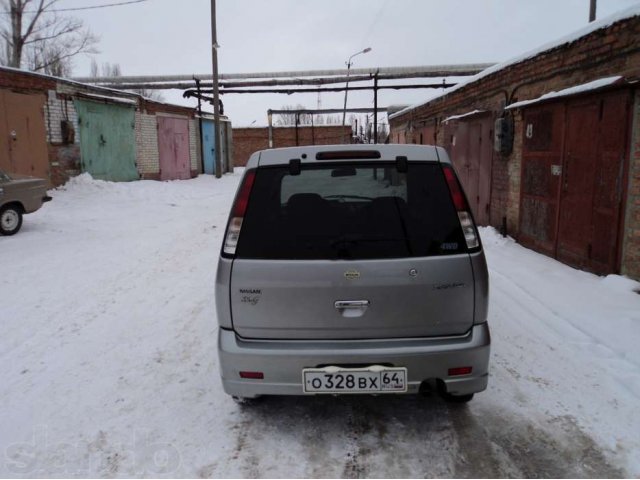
{"left": 0, "top": 205, "right": 23, "bottom": 236}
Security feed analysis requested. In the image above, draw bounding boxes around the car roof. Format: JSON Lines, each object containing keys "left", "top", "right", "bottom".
{"left": 249, "top": 144, "right": 450, "bottom": 168}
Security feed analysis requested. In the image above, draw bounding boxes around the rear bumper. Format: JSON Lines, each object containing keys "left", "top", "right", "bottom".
{"left": 217, "top": 323, "right": 490, "bottom": 398}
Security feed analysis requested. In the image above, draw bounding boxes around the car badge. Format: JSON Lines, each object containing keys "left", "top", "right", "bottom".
{"left": 344, "top": 270, "right": 361, "bottom": 280}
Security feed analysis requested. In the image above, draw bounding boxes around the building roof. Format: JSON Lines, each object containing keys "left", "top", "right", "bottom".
{"left": 389, "top": 4, "right": 640, "bottom": 121}
{"left": 505, "top": 76, "right": 625, "bottom": 110}
{"left": 0, "top": 65, "right": 193, "bottom": 111}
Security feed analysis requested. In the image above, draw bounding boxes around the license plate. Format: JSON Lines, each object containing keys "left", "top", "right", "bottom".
{"left": 302, "top": 366, "right": 407, "bottom": 394}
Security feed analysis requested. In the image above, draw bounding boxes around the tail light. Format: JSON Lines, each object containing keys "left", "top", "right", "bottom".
{"left": 223, "top": 170, "right": 256, "bottom": 256}
{"left": 442, "top": 165, "right": 479, "bottom": 250}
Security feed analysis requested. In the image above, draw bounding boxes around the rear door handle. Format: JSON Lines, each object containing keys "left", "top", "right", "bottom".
{"left": 335, "top": 300, "right": 370, "bottom": 318}
{"left": 335, "top": 300, "right": 370, "bottom": 308}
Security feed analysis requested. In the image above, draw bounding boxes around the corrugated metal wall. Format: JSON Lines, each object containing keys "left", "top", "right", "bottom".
{"left": 74, "top": 100, "right": 138, "bottom": 182}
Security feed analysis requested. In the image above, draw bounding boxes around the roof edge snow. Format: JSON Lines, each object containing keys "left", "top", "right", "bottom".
{"left": 389, "top": 4, "right": 640, "bottom": 121}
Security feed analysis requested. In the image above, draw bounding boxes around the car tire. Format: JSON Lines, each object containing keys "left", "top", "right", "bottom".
{"left": 442, "top": 392, "right": 474, "bottom": 403}
{"left": 0, "top": 205, "right": 23, "bottom": 236}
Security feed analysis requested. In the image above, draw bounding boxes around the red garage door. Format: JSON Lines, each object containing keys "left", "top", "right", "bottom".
{"left": 557, "top": 92, "right": 630, "bottom": 274}
{"left": 519, "top": 90, "right": 631, "bottom": 275}
{"left": 158, "top": 116, "right": 190, "bottom": 181}
{"left": 444, "top": 114, "right": 493, "bottom": 226}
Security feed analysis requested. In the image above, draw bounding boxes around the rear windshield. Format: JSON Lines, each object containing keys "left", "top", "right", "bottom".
{"left": 236, "top": 162, "right": 467, "bottom": 260}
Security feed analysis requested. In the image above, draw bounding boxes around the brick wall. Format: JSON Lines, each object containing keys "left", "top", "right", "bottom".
{"left": 189, "top": 118, "right": 199, "bottom": 176}
{"left": 135, "top": 112, "right": 160, "bottom": 179}
{"left": 389, "top": 13, "right": 640, "bottom": 277}
{"left": 1, "top": 67, "right": 201, "bottom": 184}
{"left": 621, "top": 90, "right": 640, "bottom": 279}
{"left": 48, "top": 144, "right": 81, "bottom": 186}
{"left": 232, "top": 125, "right": 352, "bottom": 167}
{"left": 44, "top": 90, "right": 79, "bottom": 144}
{"left": 0, "top": 69, "right": 55, "bottom": 91}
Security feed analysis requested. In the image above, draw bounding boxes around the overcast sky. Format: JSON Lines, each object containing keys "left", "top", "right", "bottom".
{"left": 65, "top": 0, "right": 640, "bottom": 126}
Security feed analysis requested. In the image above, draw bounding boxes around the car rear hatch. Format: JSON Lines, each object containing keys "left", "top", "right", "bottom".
{"left": 223, "top": 153, "right": 480, "bottom": 340}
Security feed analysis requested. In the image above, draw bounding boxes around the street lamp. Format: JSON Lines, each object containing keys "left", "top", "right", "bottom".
{"left": 342, "top": 47, "right": 372, "bottom": 129}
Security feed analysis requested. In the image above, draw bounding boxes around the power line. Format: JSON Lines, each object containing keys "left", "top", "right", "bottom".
{"left": 0, "top": 0, "right": 148, "bottom": 14}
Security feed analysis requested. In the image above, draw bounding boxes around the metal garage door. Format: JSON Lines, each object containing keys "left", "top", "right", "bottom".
{"left": 444, "top": 114, "right": 493, "bottom": 225}
{"left": 74, "top": 100, "right": 138, "bottom": 182}
{"left": 519, "top": 90, "right": 630, "bottom": 275}
{"left": 0, "top": 90, "right": 49, "bottom": 181}
{"left": 557, "top": 92, "right": 630, "bottom": 274}
{"left": 158, "top": 116, "right": 190, "bottom": 181}
{"left": 202, "top": 119, "right": 216, "bottom": 175}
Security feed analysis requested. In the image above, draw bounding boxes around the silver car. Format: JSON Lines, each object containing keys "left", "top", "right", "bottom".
{"left": 216, "top": 145, "right": 490, "bottom": 403}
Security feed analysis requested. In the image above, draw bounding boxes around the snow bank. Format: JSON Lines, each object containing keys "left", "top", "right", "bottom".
{"left": 479, "top": 226, "right": 640, "bottom": 474}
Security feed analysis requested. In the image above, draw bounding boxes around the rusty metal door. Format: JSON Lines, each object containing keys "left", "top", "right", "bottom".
{"left": 418, "top": 125, "right": 436, "bottom": 145}
{"left": 158, "top": 116, "right": 190, "bottom": 181}
{"left": 519, "top": 105, "right": 565, "bottom": 255}
{"left": 445, "top": 116, "right": 493, "bottom": 225}
{"left": 556, "top": 102, "right": 599, "bottom": 268}
{"left": 0, "top": 90, "right": 49, "bottom": 181}
{"left": 557, "top": 92, "right": 629, "bottom": 274}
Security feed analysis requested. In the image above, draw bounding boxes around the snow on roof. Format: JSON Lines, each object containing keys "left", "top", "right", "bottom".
{"left": 389, "top": 4, "right": 640, "bottom": 121}
{"left": 442, "top": 109, "right": 486, "bottom": 123}
{"left": 0, "top": 65, "right": 193, "bottom": 111}
{"left": 76, "top": 92, "right": 138, "bottom": 105}
{"left": 505, "top": 76, "right": 624, "bottom": 110}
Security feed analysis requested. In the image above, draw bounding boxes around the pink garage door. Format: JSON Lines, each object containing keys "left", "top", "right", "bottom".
{"left": 158, "top": 116, "right": 190, "bottom": 181}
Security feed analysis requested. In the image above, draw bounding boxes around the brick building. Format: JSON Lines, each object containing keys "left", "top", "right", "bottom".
{"left": 233, "top": 125, "right": 352, "bottom": 167}
{"left": 0, "top": 67, "right": 200, "bottom": 185}
{"left": 388, "top": 6, "right": 640, "bottom": 280}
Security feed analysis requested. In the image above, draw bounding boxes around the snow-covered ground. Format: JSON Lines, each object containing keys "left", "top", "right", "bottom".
{"left": 1, "top": 171, "right": 639, "bottom": 477}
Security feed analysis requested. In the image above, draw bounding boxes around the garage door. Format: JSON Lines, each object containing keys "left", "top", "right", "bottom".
{"left": 444, "top": 114, "right": 493, "bottom": 225}
{"left": 0, "top": 90, "right": 49, "bottom": 181}
{"left": 519, "top": 90, "right": 630, "bottom": 275}
{"left": 74, "top": 99, "right": 138, "bottom": 182}
{"left": 158, "top": 116, "right": 190, "bottom": 181}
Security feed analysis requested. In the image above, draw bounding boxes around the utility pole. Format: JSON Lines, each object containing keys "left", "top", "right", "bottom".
{"left": 210, "top": 0, "right": 222, "bottom": 178}
{"left": 342, "top": 47, "right": 372, "bottom": 141}
{"left": 589, "top": 0, "right": 597, "bottom": 22}
{"left": 194, "top": 77, "right": 206, "bottom": 174}
{"left": 373, "top": 73, "right": 379, "bottom": 144}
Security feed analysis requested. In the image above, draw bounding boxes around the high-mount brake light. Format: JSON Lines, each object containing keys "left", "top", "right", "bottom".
{"left": 223, "top": 170, "right": 256, "bottom": 256}
{"left": 442, "top": 165, "right": 480, "bottom": 250}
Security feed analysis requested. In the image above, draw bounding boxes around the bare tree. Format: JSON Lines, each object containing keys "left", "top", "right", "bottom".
{"left": 91, "top": 60, "right": 165, "bottom": 102}
{"left": 0, "top": 0, "right": 98, "bottom": 74}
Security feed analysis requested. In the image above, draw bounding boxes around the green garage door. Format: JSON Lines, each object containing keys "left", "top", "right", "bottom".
{"left": 74, "top": 99, "right": 138, "bottom": 182}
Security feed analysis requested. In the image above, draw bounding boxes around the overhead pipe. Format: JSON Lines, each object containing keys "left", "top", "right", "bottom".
{"left": 71, "top": 63, "right": 494, "bottom": 84}
{"left": 92, "top": 73, "right": 473, "bottom": 91}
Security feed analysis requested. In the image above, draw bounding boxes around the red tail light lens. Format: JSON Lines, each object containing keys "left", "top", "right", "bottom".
{"left": 239, "top": 371, "right": 264, "bottom": 379}
{"left": 232, "top": 170, "right": 256, "bottom": 217}
{"left": 448, "top": 367, "right": 472, "bottom": 376}
{"left": 224, "top": 170, "right": 256, "bottom": 256}
{"left": 443, "top": 165, "right": 467, "bottom": 211}
{"left": 442, "top": 164, "right": 479, "bottom": 250}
